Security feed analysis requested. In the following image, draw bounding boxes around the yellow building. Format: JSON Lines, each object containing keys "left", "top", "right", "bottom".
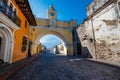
{"left": 0, "top": 0, "right": 36, "bottom": 63}
{"left": 30, "top": 27, "right": 42, "bottom": 55}
{"left": 31, "top": 5, "right": 77, "bottom": 55}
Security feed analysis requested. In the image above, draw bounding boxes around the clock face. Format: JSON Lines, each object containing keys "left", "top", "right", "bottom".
{"left": 50, "top": 12, "right": 54, "bottom": 16}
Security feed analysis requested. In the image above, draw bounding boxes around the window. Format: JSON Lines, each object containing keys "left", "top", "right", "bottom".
{"left": 22, "top": 36, "right": 28, "bottom": 52}
{"left": 0, "top": 0, "right": 2, "bottom": 9}
{"left": 118, "top": 2, "right": 120, "bottom": 18}
{"left": 25, "top": 20, "right": 27, "bottom": 28}
{"left": 8, "top": 3, "right": 13, "bottom": 18}
{"left": 13, "top": 9, "right": 16, "bottom": 17}
{"left": 0, "top": 0, "right": 7, "bottom": 13}
{"left": 118, "top": 2, "right": 120, "bottom": 11}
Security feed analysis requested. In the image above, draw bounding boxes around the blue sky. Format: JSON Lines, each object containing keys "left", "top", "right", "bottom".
{"left": 28, "top": 0, "right": 93, "bottom": 24}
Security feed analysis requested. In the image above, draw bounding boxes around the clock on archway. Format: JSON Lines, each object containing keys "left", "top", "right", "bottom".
{"left": 50, "top": 12, "right": 54, "bottom": 16}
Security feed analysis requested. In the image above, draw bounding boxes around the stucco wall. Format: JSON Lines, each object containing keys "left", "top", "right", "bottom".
{"left": 77, "top": 1, "right": 120, "bottom": 62}
{"left": 31, "top": 27, "right": 74, "bottom": 55}
{"left": 12, "top": 0, "right": 30, "bottom": 62}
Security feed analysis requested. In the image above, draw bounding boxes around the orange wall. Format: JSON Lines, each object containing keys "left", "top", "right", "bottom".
{"left": 11, "top": 0, "right": 30, "bottom": 62}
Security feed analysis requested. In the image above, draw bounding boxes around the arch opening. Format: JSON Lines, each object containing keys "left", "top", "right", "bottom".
{"left": 40, "top": 34, "right": 67, "bottom": 55}
{"left": 34, "top": 31, "right": 69, "bottom": 55}
{"left": 0, "top": 23, "right": 13, "bottom": 63}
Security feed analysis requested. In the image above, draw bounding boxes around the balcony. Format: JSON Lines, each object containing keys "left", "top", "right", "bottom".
{"left": 0, "top": 1, "right": 21, "bottom": 30}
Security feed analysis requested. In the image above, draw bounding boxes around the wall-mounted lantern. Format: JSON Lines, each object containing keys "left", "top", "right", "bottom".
{"left": 82, "top": 35, "right": 88, "bottom": 41}
{"left": 89, "top": 38, "right": 93, "bottom": 43}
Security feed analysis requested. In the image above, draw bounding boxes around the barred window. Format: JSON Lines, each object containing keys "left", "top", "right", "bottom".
{"left": 25, "top": 20, "right": 27, "bottom": 28}
{"left": 8, "top": 3, "right": 13, "bottom": 17}
{"left": 22, "top": 36, "right": 28, "bottom": 52}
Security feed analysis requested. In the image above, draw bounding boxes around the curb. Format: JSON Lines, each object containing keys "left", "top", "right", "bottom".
{"left": 86, "top": 59, "right": 120, "bottom": 69}
{"left": 0, "top": 54, "right": 39, "bottom": 80}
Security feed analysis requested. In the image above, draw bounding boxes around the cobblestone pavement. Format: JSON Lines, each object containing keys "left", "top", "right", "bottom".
{"left": 7, "top": 53, "right": 120, "bottom": 80}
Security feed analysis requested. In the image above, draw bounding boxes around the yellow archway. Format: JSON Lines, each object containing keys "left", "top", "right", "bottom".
{"left": 30, "top": 27, "right": 73, "bottom": 56}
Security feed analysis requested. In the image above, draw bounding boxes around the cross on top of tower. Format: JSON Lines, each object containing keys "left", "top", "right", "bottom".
{"left": 50, "top": 4, "right": 55, "bottom": 10}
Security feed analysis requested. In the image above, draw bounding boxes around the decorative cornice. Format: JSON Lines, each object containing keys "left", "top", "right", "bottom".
{"left": 32, "top": 26, "right": 72, "bottom": 31}
{"left": 0, "top": 12, "right": 19, "bottom": 30}
{"left": 88, "top": 0, "right": 117, "bottom": 20}
{"left": 15, "top": 0, "right": 36, "bottom": 26}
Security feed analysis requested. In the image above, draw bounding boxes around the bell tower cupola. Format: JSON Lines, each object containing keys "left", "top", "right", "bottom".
{"left": 47, "top": 5, "right": 57, "bottom": 19}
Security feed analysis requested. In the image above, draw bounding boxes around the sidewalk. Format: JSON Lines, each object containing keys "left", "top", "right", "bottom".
{"left": 68, "top": 55, "right": 120, "bottom": 68}
{"left": 73, "top": 54, "right": 120, "bottom": 68}
{"left": 0, "top": 54, "right": 40, "bottom": 80}
{"left": 86, "top": 58, "right": 120, "bottom": 68}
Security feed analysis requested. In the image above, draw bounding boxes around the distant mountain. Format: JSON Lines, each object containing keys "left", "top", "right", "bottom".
{"left": 43, "top": 42, "right": 61, "bottom": 49}
{"left": 40, "top": 35, "right": 62, "bottom": 49}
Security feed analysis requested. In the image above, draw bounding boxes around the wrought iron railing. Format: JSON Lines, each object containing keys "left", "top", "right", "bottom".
{"left": 0, "top": 1, "right": 21, "bottom": 27}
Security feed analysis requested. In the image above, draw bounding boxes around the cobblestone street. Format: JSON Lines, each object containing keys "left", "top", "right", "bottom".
{"left": 7, "top": 53, "right": 120, "bottom": 80}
